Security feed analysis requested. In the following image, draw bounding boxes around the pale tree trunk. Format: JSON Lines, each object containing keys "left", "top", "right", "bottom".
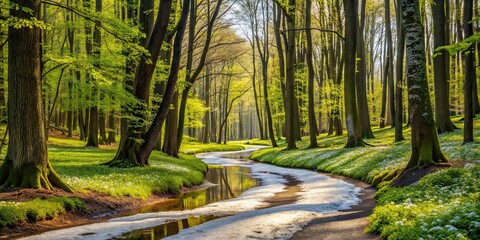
{"left": 393, "top": 0, "right": 447, "bottom": 186}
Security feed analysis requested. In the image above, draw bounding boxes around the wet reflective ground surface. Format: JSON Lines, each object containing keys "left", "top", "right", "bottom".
{"left": 117, "top": 165, "right": 261, "bottom": 239}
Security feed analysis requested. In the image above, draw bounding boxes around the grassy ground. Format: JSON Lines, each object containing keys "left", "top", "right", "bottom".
{"left": 0, "top": 136, "right": 243, "bottom": 228}
{"left": 180, "top": 142, "right": 245, "bottom": 154}
{"left": 251, "top": 116, "right": 480, "bottom": 239}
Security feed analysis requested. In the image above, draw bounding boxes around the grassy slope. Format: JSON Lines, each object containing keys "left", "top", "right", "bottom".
{"left": 0, "top": 137, "right": 245, "bottom": 228}
{"left": 251, "top": 116, "right": 480, "bottom": 239}
{"left": 180, "top": 142, "right": 245, "bottom": 155}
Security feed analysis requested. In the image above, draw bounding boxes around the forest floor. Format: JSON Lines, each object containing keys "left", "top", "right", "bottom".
{"left": 250, "top": 116, "right": 480, "bottom": 239}
{"left": 0, "top": 135, "right": 244, "bottom": 239}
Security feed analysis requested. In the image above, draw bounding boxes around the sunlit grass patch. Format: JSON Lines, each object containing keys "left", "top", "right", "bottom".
{"left": 251, "top": 116, "right": 480, "bottom": 239}
{"left": 0, "top": 197, "right": 85, "bottom": 227}
{"left": 180, "top": 142, "right": 245, "bottom": 155}
{"left": 49, "top": 147, "right": 207, "bottom": 199}
{"left": 368, "top": 166, "right": 480, "bottom": 239}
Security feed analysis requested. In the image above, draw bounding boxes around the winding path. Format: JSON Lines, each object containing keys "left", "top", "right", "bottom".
{"left": 22, "top": 146, "right": 371, "bottom": 240}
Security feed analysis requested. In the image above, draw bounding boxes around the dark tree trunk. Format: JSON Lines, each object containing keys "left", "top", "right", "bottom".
{"left": 305, "top": 0, "right": 318, "bottom": 148}
{"left": 0, "top": 0, "right": 72, "bottom": 192}
{"left": 432, "top": 0, "right": 457, "bottom": 133}
{"left": 280, "top": 0, "right": 298, "bottom": 150}
{"left": 395, "top": 0, "right": 406, "bottom": 142}
{"left": 106, "top": 0, "right": 188, "bottom": 167}
{"left": 385, "top": 0, "right": 395, "bottom": 127}
{"left": 394, "top": 0, "right": 447, "bottom": 186}
{"left": 356, "top": 0, "right": 374, "bottom": 139}
{"left": 86, "top": 0, "right": 102, "bottom": 147}
{"left": 164, "top": 92, "right": 179, "bottom": 157}
{"left": 202, "top": 66, "right": 211, "bottom": 143}
{"left": 99, "top": 111, "right": 108, "bottom": 145}
{"left": 343, "top": 0, "right": 364, "bottom": 148}
{"left": 0, "top": 24, "right": 5, "bottom": 121}
{"left": 78, "top": 109, "right": 86, "bottom": 140}
{"left": 139, "top": 0, "right": 155, "bottom": 46}
{"left": 176, "top": 0, "right": 223, "bottom": 153}
{"left": 464, "top": 0, "right": 475, "bottom": 144}
{"left": 107, "top": 110, "right": 116, "bottom": 143}
{"left": 86, "top": 107, "right": 99, "bottom": 147}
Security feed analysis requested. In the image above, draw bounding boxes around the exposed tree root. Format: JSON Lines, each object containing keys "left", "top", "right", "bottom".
{"left": 0, "top": 161, "right": 73, "bottom": 193}
{"left": 102, "top": 140, "right": 144, "bottom": 168}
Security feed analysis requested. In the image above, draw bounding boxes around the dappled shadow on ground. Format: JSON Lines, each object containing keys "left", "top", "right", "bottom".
{"left": 292, "top": 178, "right": 379, "bottom": 240}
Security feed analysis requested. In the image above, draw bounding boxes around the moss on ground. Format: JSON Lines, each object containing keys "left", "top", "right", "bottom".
{"left": 180, "top": 142, "right": 245, "bottom": 155}
{"left": 0, "top": 197, "right": 86, "bottom": 227}
{"left": 251, "top": 116, "right": 480, "bottom": 239}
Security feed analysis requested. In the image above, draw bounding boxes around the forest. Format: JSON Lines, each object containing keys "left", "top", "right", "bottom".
{"left": 0, "top": 0, "right": 480, "bottom": 239}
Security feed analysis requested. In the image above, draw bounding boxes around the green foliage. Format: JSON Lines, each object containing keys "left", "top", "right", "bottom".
{"left": 180, "top": 142, "right": 245, "bottom": 155}
{"left": 0, "top": 197, "right": 85, "bottom": 227}
{"left": 251, "top": 117, "right": 480, "bottom": 239}
{"left": 185, "top": 97, "right": 208, "bottom": 129}
{"left": 46, "top": 144, "right": 207, "bottom": 199}
{"left": 368, "top": 167, "right": 480, "bottom": 239}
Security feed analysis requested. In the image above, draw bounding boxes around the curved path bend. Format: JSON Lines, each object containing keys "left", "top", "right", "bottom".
{"left": 22, "top": 147, "right": 376, "bottom": 240}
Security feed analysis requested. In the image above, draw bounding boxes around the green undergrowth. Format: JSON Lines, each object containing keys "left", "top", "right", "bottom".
{"left": 250, "top": 116, "right": 480, "bottom": 239}
{"left": 180, "top": 142, "right": 245, "bottom": 155}
{"left": 0, "top": 197, "right": 86, "bottom": 227}
{"left": 368, "top": 166, "right": 480, "bottom": 239}
{"left": 47, "top": 146, "right": 207, "bottom": 199}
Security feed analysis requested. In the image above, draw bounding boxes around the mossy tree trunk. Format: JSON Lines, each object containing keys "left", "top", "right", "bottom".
{"left": 0, "top": 0, "right": 72, "bottom": 192}
{"left": 399, "top": 0, "right": 447, "bottom": 173}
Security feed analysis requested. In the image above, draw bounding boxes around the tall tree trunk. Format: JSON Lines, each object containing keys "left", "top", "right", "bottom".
{"left": 107, "top": 111, "right": 116, "bottom": 143}
{"left": 356, "top": 0, "right": 374, "bottom": 139}
{"left": 281, "top": 0, "right": 298, "bottom": 150}
{"left": 0, "top": 0, "right": 72, "bottom": 192}
{"left": 464, "top": 0, "right": 475, "bottom": 144}
{"left": 202, "top": 66, "right": 211, "bottom": 143}
{"left": 343, "top": 0, "right": 364, "bottom": 148}
{"left": 432, "top": 0, "right": 457, "bottom": 133}
{"left": 175, "top": 0, "right": 223, "bottom": 153}
{"left": 395, "top": 0, "right": 406, "bottom": 142}
{"left": 385, "top": 0, "right": 395, "bottom": 127}
{"left": 0, "top": 21, "right": 5, "bottom": 122}
{"left": 164, "top": 92, "right": 179, "bottom": 157}
{"left": 85, "top": 0, "right": 100, "bottom": 147}
{"left": 106, "top": 0, "right": 188, "bottom": 167}
{"left": 393, "top": 0, "right": 447, "bottom": 186}
{"left": 305, "top": 0, "right": 318, "bottom": 148}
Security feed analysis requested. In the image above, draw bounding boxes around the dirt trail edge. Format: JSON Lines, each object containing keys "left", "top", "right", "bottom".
{"left": 292, "top": 173, "right": 379, "bottom": 240}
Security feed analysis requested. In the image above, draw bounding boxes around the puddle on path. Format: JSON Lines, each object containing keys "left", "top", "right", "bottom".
{"left": 116, "top": 151, "right": 304, "bottom": 240}
{"left": 117, "top": 165, "right": 259, "bottom": 239}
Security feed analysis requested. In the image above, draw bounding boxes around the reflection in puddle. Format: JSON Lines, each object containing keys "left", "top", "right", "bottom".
{"left": 117, "top": 215, "right": 223, "bottom": 240}
{"left": 119, "top": 165, "right": 260, "bottom": 239}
